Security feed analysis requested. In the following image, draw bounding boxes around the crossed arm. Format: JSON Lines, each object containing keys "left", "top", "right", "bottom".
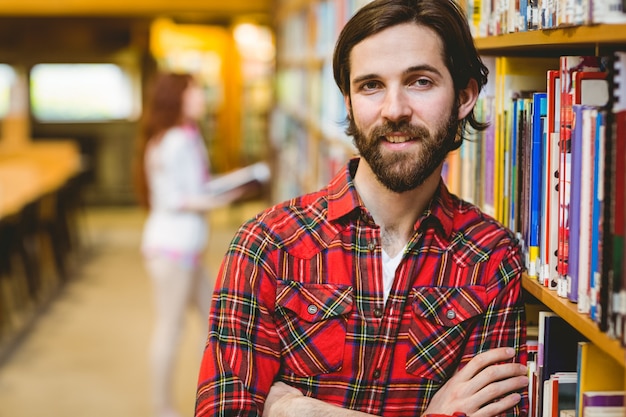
{"left": 263, "top": 347, "right": 528, "bottom": 417}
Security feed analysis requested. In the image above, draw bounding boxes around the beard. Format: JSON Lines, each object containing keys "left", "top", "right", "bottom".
{"left": 351, "top": 107, "right": 460, "bottom": 193}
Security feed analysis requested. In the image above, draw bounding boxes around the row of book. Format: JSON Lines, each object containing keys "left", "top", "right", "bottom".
{"left": 526, "top": 309, "right": 624, "bottom": 417}
{"left": 443, "top": 51, "right": 626, "bottom": 346}
{"left": 277, "top": 0, "right": 371, "bottom": 62}
{"left": 459, "top": 0, "right": 626, "bottom": 37}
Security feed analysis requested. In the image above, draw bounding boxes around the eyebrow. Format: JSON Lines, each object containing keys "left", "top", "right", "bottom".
{"left": 351, "top": 64, "right": 444, "bottom": 86}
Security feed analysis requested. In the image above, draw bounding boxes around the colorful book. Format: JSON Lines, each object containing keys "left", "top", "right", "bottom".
{"left": 494, "top": 56, "right": 558, "bottom": 225}
{"left": 529, "top": 92, "right": 547, "bottom": 279}
{"left": 543, "top": 70, "right": 561, "bottom": 288}
{"left": 590, "top": 110, "right": 606, "bottom": 322}
{"left": 557, "top": 56, "right": 603, "bottom": 284}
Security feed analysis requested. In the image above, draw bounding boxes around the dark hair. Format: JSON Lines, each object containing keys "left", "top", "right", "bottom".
{"left": 333, "top": 0, "right": 489, "bottom": 137}
{"left": 133, "top": 72, "right": 194, "bottom": 209}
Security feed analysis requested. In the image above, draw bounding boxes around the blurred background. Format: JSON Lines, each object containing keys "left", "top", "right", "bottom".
{"left": 0, "top": 1, "right": 279, "bottom": 416}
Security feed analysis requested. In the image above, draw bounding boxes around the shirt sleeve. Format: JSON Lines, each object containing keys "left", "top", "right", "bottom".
{"left": 195, "top": 217, "right": 281, "bottom": 416}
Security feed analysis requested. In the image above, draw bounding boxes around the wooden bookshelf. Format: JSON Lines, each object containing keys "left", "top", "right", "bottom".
{"left": 523, "top": 274, "right": 625, "bottom": 366}
{"left": 476, "top": 24, "right": 626, "bottom": 56}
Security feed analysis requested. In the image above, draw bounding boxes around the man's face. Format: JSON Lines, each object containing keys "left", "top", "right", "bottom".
{"left": 346, "top": 23, "right": 463, "bottom": 193}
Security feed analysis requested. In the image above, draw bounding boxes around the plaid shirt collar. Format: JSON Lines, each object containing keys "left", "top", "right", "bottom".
{"left": 327, "top": 157, "right": 455, "bottom": 242}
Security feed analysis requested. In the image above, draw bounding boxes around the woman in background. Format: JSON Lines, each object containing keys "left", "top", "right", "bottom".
{"left": 134, "top": 72, "right": 243, "bottom": 417}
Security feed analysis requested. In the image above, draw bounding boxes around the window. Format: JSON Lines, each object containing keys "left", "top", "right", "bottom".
{"left": 30, "top": 63, "right": 139, "bottom": 122}
{"left": 0, "top": 64, "right": 16, "bottom": 118}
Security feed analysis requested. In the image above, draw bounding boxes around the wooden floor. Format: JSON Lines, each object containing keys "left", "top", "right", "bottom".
{"left": 0, "top": 200, "right": 267, "bottom": 417}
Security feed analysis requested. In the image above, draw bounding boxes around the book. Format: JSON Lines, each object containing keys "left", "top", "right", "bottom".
{"left": 577, "top": 107, "right": 598, "bottom": 313}
{"left": 589, "top": 110, "right": 606, "bottom": 322}
{"left": 536, "top": 311, "right": 557, "bottom": 417}
{"left": 529, "top": 92, "right": 547, "bottom": 279}
{"left": 566, "top": 104, "right": 585, "bottom": 302}
{"left": 583, "top": 391, "right": 625, "bottom": 408}
{"left": 443, "top": 149, "right": 462, "bottom": 195}
{"left": 544, "top": 70, "right": 561, "bottom": 288}
{"left": 541, "top": 314, "right": 587, "bottom": 387}
{"left": 607, "top": 51, "right": 626, "bottom": 343}
{"left": 517, "top": 95, "right": 532, "bottom": 271}
{"left": 494, "top": 56, "right": 557, "bottom": 225}
{"left": 549, "top": 372, "right": 578, "bottom": 417}
{"left": 583, "top": 406, "right": 626, "bottom": 417}
{"left": 567, "top": 71, "right": 609, "bottom": 306}
{"left": 557, "top": 56, "right": 603, "bottom": 286}
{"left": 591, "top": 0, "right": 626, "bottom": 23}
{"left": 575, "top": 341, "right": 625, "bottom": 416}
{"left": 204, "top": 161, "right": 271, "bottom": 196}
{"left": 574, "top": 71, "right": 609, "bottom": 107}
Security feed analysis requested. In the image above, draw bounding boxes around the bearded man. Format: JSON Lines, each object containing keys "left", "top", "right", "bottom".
{"left": 195, "top": 1, "right": 528, "bottom": 416}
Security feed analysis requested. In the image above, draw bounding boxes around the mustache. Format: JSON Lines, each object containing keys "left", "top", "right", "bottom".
{"left": 370, "top": 121, "right": 430, "bottom": 139}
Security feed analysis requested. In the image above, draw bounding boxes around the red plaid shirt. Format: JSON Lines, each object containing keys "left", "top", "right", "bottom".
{"left": 196, "top": 158, "right": 527, "bottom": 417}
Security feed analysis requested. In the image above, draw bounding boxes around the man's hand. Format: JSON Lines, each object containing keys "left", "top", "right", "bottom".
{"left": 423, "top": 347, "right": 528, "bottom": 417}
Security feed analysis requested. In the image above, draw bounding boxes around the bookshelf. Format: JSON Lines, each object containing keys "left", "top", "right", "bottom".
{"left": 473, "top": 26, "right": 626, "bottom": 396}
{"left": 273, "top": 0, "right": 626, "bottom": 400}
{"left": 523, "top": 274, "right": 624, "bottom": 365}
{"left": 475, "top": 24, "right": 626, "bottom": 55}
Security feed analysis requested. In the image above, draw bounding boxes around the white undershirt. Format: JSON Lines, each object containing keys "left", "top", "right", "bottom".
{"left": 381, "top": 244, "right": 407, "bottom": 305}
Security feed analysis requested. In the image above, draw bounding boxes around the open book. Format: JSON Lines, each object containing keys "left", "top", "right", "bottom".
{"left": 204, "top": 161, "right": 271, "bottom": 196}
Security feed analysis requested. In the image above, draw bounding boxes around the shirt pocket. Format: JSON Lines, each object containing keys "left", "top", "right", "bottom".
{"left": 406, "top": 286, "right": 487, "bottom": 383}
{"left": 275, "top": 280, "right": 353, "bottom": 377}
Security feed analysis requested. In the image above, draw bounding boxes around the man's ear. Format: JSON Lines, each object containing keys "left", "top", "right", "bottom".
{"left": 457, "top": 78, "right": 479, "bottom": 120}
{"left": 343, "top": 94, "right": 352, "bottom": 115}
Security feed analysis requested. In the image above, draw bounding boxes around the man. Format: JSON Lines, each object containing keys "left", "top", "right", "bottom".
{"left": 195, "top": 0, "right": 528, "bottom": 416}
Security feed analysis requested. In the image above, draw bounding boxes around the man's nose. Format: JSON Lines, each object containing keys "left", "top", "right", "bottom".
{"left": 381, "top": 87, "right": 411, "bottom": 122}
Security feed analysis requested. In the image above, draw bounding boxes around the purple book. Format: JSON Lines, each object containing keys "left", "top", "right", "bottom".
{"left": 567, "top": 104, "right": 585, "bottom": 301}
{"left": 583, "top": 391, "right": 625, "bottom": 407}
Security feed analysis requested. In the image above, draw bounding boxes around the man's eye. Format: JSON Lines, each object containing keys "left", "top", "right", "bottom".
{"left": 412, "top": 78, "right": 432, "bottom": 88}
{"left": 361, "top": 81, "right": 381, "bottom": 91}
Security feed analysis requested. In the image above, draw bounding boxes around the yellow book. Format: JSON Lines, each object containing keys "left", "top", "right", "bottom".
{"left": 492, "top": 56, "right": 558, "bottom": 226}
{"left": 444, "top": 149, "right": 462, "bottom": 196}
{"left": 576, "top": 341, "right": 626, "bottom": 414}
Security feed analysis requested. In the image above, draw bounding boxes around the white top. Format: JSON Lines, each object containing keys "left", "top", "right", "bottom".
{"left": 141, "top": 125, "right": 211, "bottom": 266}
{"left": 382, "top": 245, "right": 406, "bottom": 305}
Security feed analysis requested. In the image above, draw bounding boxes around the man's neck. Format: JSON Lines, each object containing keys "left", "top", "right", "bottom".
{"left": 353, "top": 159, "right": 441, "bottom": 257}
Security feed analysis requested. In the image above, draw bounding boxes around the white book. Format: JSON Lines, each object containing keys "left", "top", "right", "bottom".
{"left": 204, "top": 161, "right": 271, "bottom": 196}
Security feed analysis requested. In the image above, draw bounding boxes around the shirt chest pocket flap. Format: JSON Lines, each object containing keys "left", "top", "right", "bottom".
{"left": 275, "top": 281, "right": 353, "bottom": 377}
{"left": 407, "top": 286, "right": 487, "bottom": 382}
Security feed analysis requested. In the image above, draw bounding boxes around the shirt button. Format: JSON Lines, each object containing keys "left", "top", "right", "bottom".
{"left": 373, "top": 308, "right": 383, "bottom": 318}
{"left": 307, "top": 305, "right": 318, "bottom": 314}
{"left": 372, "top": 369, "right": 381, "bottom": 379}
{"left": 367, "top": 241, "right": 376, "bottom": 251}
{"left": 446, "top": 309, "right": 456, "bottom": 320}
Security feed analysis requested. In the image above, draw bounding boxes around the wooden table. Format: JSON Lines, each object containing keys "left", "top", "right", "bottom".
{"left": 0, "top": 140, "right": 82, "bottom": 218}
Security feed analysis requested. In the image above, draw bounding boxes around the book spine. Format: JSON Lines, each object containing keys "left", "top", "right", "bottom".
{"left": 567, "top": 104, "right": 585, "bottom": 302}
{"left": 529, "top": 93, "right": 547, "bottom": 279}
